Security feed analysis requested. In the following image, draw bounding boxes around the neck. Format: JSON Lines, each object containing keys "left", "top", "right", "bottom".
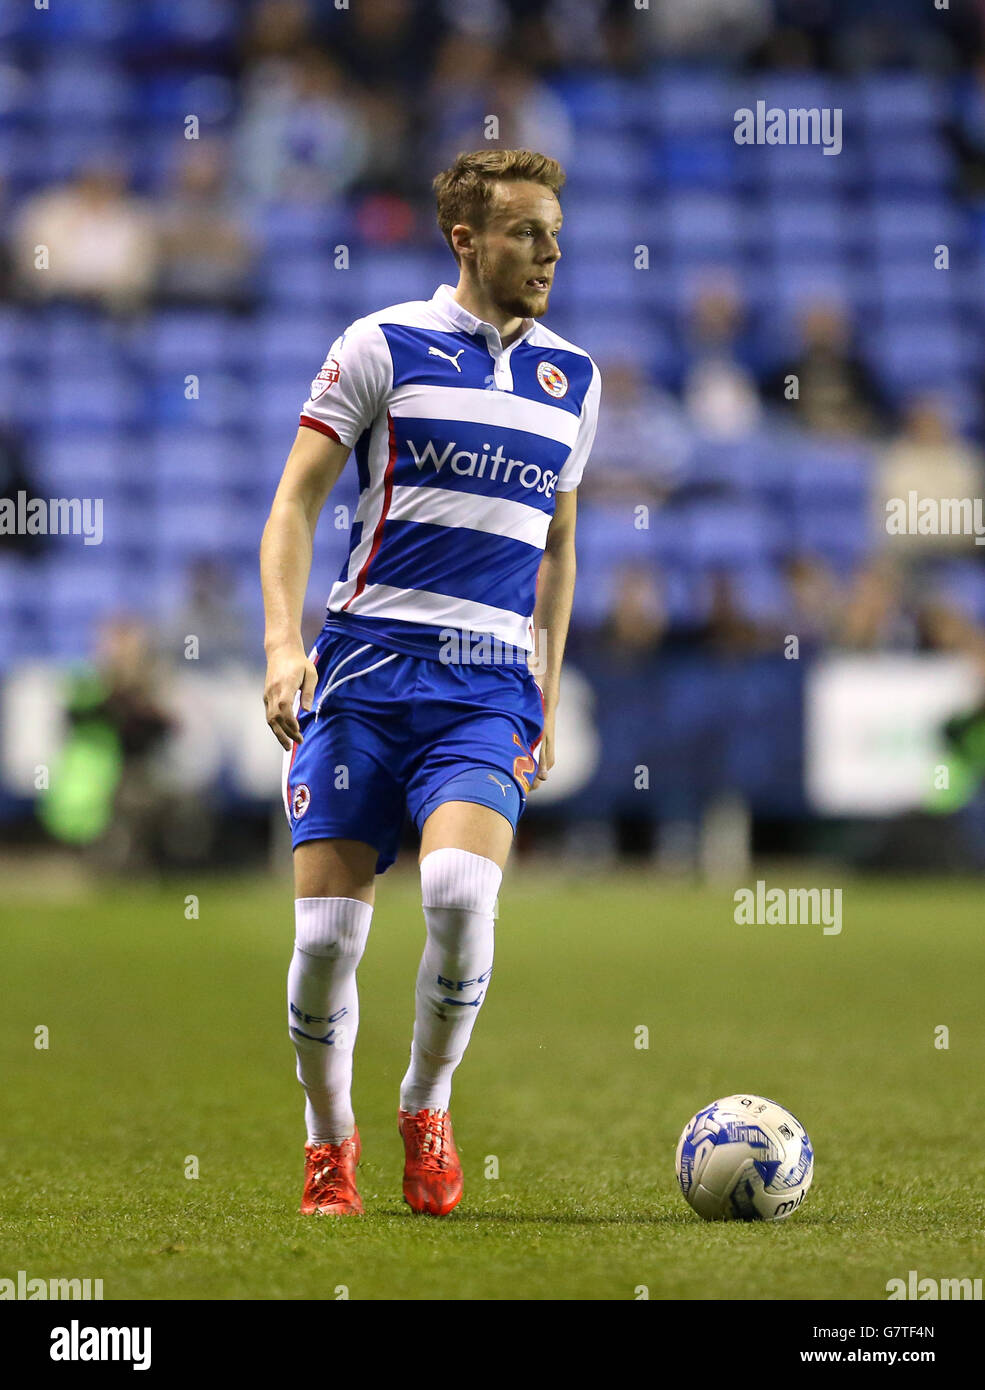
{"left": 452, "top": 278, "right": 529, "bottom": 347}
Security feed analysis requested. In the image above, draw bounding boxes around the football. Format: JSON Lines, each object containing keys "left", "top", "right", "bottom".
{"left": 675, "top": 1094, "right": 814, "bottom": 1221}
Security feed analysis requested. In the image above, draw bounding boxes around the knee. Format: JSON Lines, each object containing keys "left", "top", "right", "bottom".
{"left": 420, "top": 848, "right": 502, "bottom": 916}
{"left": 294, "top": 897, "right": 373, "bottom": 960}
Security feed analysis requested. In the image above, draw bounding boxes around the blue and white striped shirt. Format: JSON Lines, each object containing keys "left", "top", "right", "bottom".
{"left": 299, "top": 283, "right": 602, "bottom": 661}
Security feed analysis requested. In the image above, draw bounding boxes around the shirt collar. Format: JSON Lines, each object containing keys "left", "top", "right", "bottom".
{"left": 431, "top": 284, "right": 536, "bottom": 350}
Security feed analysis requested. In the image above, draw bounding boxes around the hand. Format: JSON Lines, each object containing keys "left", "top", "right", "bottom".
{"left": 529, "top": 708, "right": 556, "bottom": 792}
{"left": 263, "top": 642, "right": 317, "bottom": 750}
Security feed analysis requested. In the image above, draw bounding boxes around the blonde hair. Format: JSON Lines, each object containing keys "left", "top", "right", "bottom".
{"left": 433, "top": 149, "right": 566, "bottom": 264}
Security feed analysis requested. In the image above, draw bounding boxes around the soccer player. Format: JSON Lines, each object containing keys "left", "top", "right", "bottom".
{"left": 260, "top": 149, "right": 601, "bottom": 1216}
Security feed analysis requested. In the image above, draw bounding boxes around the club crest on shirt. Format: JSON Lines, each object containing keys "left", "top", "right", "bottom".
{"left": 536, "top": 361, "right": 568, "bottom": 398}
{"left": 310, "top": 357, "right": 341, "bottom": 400}
{"left": 292, "top": 783, "right": 311, "bottom": 818}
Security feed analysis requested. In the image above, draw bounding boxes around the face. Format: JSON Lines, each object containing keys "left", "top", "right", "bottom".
{"left": 460, "top": 180, "right": 562, "bottom": 320}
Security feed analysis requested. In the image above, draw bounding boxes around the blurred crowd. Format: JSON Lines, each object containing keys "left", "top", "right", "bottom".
{"left": 4, "top": 0, "right": 985, "bottom": 863}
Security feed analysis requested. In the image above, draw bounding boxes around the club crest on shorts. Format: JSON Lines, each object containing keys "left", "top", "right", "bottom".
{"left": 292, "top": 783, "right": 311, "bottom": 818}
{"left": 536, "top": 361, "right": 568, "bottom": 398}
{"left": 310, "top": 357, "right": 341, "bottom": 400}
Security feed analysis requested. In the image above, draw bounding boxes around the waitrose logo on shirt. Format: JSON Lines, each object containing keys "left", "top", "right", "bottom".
{"left": 407, "top": 439, "right": 559, "bottom": 497}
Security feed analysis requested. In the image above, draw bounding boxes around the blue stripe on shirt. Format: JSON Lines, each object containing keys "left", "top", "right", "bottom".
{"left": 368, "top": 519, "right": 543, "bottom": 615}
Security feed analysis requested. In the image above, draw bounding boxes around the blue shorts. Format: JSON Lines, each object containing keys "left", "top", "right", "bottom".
{"left": 283, "top": 624, "right": 545, "bottom": 874}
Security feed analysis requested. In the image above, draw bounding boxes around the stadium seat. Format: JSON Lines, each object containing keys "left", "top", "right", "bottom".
{"left": 864, "top": 136, "right": 952, "bottom": 193}
{"left": 41, "top": 367, "right": 141, "bottom": 430}
{"left": 648, "top": 71, "right": 736, "bottom": 133}
{"left": 565, "top": 132, "right": 648, "bottom": 193}
{"left": 255, "top": 313, "right": 336, "bottom": 374}
{"left": 36, "top": 57, "right": 135, "bottom": 123}
{"left": 35, "top": 436, "right": 127, "bottom": 494}
{"left": 859, "top": 74, "right": 945, "bottom": 131}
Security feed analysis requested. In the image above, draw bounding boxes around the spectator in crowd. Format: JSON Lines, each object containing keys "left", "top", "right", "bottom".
{"left": 236, "top": 50, "right": 371, "bottom": 202}
{"left": 763, "top": 300, "right": 889, "bottom": 438}
{"left": 594, "top": 562, "right": 668, "bottom": 664}
{"left": 426, "top": 40, "right": 573, "bottom": 172}
{"left": 876, "top": 394, "right": 985, "bottom": 557}
{"left": 238, "top": 0, "right": 314, "bottom": 78}
{"left": 11, "top": 160, "right": 157, "bottom": 313}
{"left": 156, "top": 141, "right": 256, "bottom": 311}
{"left": 579, "top": 354, "right": 692, "bottom": 505}
{"left": 679, "top": 276, "right": 763, "bottom": 440}
{"left": 40, "top": 615, "right": 177, "bottom": 873}
{"left": 641, "top": 0, "right": 772, "bottom": 61}
{"left": 0, "top": 427, "right": 45, "bottom": 558}
{"left": 783, "top": 554, "right": 844, "bottom": 653}
{"left": 318, "top": 0, "right": 448, "bottom": 99}
{"left": 159, "top": 556, "right": 252, "bottom": 671}
{"left": 837, "top": 555, "right": 917, "bottom": 651}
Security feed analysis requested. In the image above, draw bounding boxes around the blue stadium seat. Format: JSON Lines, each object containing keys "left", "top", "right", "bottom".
{"left": 662, "top": 135, "right": 738, "bottom": 190}
{"left": 688, "top": 433, "right": 788, "bottom": 498}
{"left": 565, "top": 132, "right": 648, "bottom": 193}
{"left": 680, "top": 498, "right": 782, "bottom": 566}
{"left": 256, "top": 373, "right": 309, "bottom": 442}
{"left": 152, "top": 496, "right": 262, "bottom": 560}
{"left": 140, "top": 71, "right": 234, "bottom": 124}
{"left": 730, "top": 563, "right": 789, "bottom": 622}
{"left": 793, "top": 502, "right": 875, "bottom": 564}
{"left": 551, "top": 74, "right": 642, "bottom": 132}
{"left": 756, "top": 141, "right": 860, "bottom": 192}
{"left": 666, "top": 193, "right": 747, "bottom": 258}
{"left": 871, "top": 201, "right": 965, "bottom": 255}
{"left": 256, "top": 202, "right": 351, "bottom": 252}
{"left": 35, "top": 436, "right": 127, "bottom": 494}
{"left": 260, "top": 254, "right": 350, "bottom": 310}
{"left": 255, "top": 313, "right": 335, "bottom": 374}
{"left": 563, "top": 256, "right": 645, "bottom": 311}
{"left": 42, "top": 367, "right": 141, "bottom": 429}
{"left": 42, "top": 550, "right": 152, "bottom": 624}
{"left": 932, "top": 562, "right": 985, "bottom": 625}
{"left": 864, "top": 136, "right": 952, "bottom": 193}
{"left": 868, "top": 322, "right": 975, "bottom": 394}
{"left": 649, "top": 71, "right": 736, "bottom": 133}
{"left": 766, "top": 198, "right": 857, "bottom": 257}
{"left": 0, "top": 309, "right": 43, "bottom": 366}
{"left": 788, "top": 439, "right": 871, "bottom": 509}
{"left": 150, "top": 430, "right": 250, "bottom": 494}
{"left": 141, "top": 311, "right": 236, "bottom": 370}
{"left": 36, "top": 57, "right": 135, "bottom": 123}
{"left": 859, "top": 74, "right": 945, "bottom": 131}
{"left": 37, "top": 127, "right": 137, "bottom": 184}
{"left": 352, "top": 254, "right": 447, "bottom": 312}
{"left": 557, "top": 194, "right": 647, "bottom": 255}
{"left": 873, "top": 256, "right": 959, "bottom": 313}
{"left": 148, "top": 371, "right": 253, "bottom": 429}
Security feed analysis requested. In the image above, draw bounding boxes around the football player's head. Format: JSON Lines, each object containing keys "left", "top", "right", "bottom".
{"left": 433, "top": 149, "right": 565, "bottom": 320}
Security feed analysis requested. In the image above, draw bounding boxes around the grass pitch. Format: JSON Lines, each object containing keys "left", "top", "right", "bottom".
{"left": 1, "top": 865, "right": 983, "bottom": 1300}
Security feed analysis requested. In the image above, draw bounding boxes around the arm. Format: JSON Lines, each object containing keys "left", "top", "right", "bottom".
{"left": 260, "top": 425, "right": 350, "bottom": 750}
{"left": 528, "top": 486, "right": 577, "bottom": 791}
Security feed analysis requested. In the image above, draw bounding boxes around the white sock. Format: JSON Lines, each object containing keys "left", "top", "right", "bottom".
{"left": 399, "top": 849, "right": 502, "bottom": 1115}
{"left": 288, "top": 897, "right": 372, "bottom": 1145}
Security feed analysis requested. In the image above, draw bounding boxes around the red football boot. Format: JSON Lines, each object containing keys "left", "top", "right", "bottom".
{"left": 299, "top": 1129, "right": 363, "bottom": 1215}
{"left": 397, "top": 1107, "right": 463, "bottom": 1215}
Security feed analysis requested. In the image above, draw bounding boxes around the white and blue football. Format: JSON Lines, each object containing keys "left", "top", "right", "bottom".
{"left": 675, "top": 1094, "right": 814, "bottom": 1221}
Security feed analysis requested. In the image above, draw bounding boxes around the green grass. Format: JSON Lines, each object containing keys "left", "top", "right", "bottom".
{"left": 1, "top": 867, "right": 983, "bottom": 1300}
